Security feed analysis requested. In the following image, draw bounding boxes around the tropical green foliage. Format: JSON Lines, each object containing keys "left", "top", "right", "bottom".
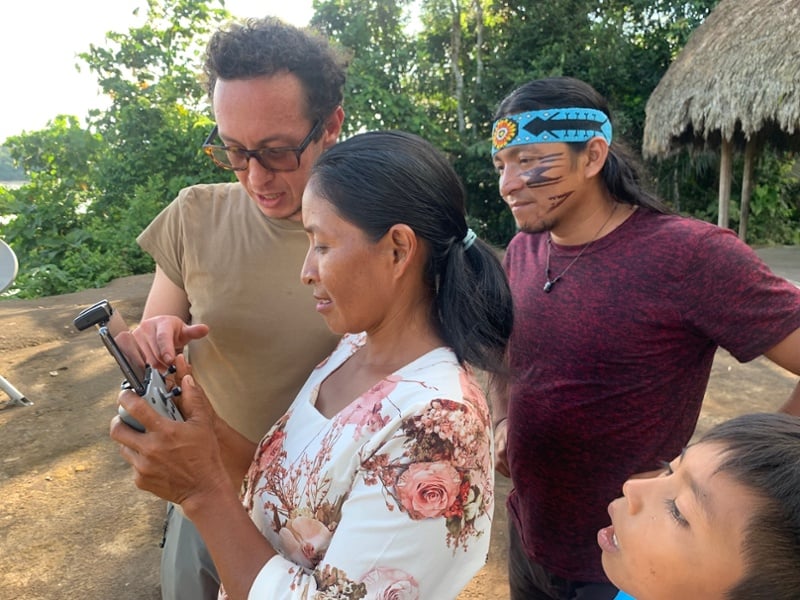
{"left": 742, "top": 152, "right": 800, "bottom": 244}
{"left": 0, "top": 147, "right": 26, "bottom": 181}
{"left": 1, "top": 117, "right": 103, "bottom": 296}
{"left": 1, "top": 0, "right": 797, "bottom": 299}
{"left": 1, "top": 0, "right": 226, "bottom": 297}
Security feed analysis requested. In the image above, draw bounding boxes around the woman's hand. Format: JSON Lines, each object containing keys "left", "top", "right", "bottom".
{"left": 109, "top": 356, "right": 231, "bottom": 511}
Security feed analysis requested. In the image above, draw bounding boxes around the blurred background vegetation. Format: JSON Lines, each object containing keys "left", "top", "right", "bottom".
{"left": 1, "top": 0, "right": 798, "bottom": 298}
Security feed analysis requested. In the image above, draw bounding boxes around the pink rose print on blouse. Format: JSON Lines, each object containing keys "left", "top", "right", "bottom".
{"left": 256, "top": 428, "right": 287, "bottom": 472}
{"left": 278, "top": 516, "right": 332, "bottom": 570}
{"left": 359, "top": 567, "right": 420, "bottom": 600}
{"left": 395, "top": 461, "right": 462, "bottom": 519}
{"left": 336, "top": 375, "right": 400, "bottom": 438}
{"left": 458, "top": 369, "right": 490, "bottom": 426}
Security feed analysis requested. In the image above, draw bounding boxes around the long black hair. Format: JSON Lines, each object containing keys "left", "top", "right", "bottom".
{"left": 495, "top": 76, "right": 671, "bottom": 214}
{"left": 309, "top": 130, "right": 513, "bottom": 377}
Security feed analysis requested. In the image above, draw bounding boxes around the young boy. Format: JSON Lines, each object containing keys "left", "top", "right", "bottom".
{"left": 601, "top": 413, "right": 800, "bottom": 600}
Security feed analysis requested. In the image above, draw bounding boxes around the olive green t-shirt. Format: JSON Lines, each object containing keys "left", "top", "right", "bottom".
{"left": 138, "top": 182, "right": 340, "bottom": 442}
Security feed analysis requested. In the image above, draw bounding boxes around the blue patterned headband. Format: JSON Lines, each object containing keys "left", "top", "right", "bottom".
{"left": 491, "top": 107, "right": 612, "bottom": 155}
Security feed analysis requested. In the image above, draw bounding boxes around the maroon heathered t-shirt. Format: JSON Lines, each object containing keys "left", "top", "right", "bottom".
{"left": 503, "top": 208, "right": 800, "bottom": 582}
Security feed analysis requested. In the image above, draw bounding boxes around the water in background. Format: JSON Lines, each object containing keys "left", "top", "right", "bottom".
{"left": 0, "top": 181, "right": 26, "bottom": 190}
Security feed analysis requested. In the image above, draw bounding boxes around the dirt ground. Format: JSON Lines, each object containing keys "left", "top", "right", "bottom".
{"left": 0, "top": 270, "right": 797, "bottom": 600}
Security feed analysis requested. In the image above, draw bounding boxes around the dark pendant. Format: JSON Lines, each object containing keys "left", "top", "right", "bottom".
{"left": 543, "top": 280, "right": 553, "bottom": 293}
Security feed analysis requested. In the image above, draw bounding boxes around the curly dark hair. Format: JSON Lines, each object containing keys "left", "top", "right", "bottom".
{"left": 203, "top": 17, "right": 347, "bottom": 127}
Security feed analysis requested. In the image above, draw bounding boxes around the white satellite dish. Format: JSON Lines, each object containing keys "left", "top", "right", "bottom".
{"left": 0, "top": 239, "right": 18, "bottom": 294}
{"left": 0, "top": 239, "right": 31, "bottom": 406}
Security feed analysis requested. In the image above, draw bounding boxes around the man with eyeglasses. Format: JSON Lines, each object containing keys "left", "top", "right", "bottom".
{"left": 130, "top": 17, "right": 346, "bottom": 600}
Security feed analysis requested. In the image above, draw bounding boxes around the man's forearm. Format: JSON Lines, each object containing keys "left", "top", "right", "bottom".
{"left": 489, "top": 373, "right": 509, "bottom": 426}
{"left": 778, "top": 380, "right": 800, "bottom": 417}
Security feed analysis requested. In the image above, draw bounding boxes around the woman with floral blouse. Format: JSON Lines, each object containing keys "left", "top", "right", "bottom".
{"left": 111, "top": 130, "right": 514, "bottom": 599}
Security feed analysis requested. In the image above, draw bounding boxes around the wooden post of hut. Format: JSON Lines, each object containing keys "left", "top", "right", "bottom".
{"left": 641, "top": 0, "right": 800, "bottom": 243}
{"left": 718, "top": 138, "right": 733, "bottom": 229}
{"left": 738, "top": 139, "right": 757, "bottom": 242}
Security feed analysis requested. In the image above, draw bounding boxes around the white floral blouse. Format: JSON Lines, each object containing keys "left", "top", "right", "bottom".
{"left": 223, "top": 333, "right": 494, "bottom": 600}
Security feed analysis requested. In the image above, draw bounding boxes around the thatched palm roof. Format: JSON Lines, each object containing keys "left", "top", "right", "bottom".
{"left": 643, "top": 0, "right": 800, "bottom": 158}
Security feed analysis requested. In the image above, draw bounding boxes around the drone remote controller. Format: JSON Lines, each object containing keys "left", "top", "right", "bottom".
{"left": 73, "top": 299, "right": 184, "bottom": 432}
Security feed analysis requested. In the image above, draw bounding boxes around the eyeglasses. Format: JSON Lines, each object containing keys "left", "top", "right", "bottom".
{"left": 202, "top": 119, "right": 322, "bottom": 172}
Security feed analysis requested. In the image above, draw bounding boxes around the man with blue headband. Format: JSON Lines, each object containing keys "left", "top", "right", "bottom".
{"left": 489, "top": 76, "right": 800, "bottom": 600}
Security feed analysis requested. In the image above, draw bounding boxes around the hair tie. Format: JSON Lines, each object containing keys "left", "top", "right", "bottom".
{"left": 462, "top": 228, "right": 477, "bottom": 250}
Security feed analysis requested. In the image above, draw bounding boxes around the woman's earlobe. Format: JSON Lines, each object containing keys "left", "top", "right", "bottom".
{"left": 388, "top": 224, "right": 417, "bottom": 268}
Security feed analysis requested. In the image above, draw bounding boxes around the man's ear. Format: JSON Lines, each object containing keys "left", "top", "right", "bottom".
{"left": 321, "top": 105, "right": 345, "bottom": 150}
{"left": 387, "top": 224, "right": 418, "bottom": 276}
{"left": 584, "top": 137, "right": 609, "bottom": 178}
